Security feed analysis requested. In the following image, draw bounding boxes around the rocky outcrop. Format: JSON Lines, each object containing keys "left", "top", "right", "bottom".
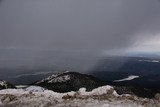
{"left": 0, "top": 80, "right": 16, "bottom": 90}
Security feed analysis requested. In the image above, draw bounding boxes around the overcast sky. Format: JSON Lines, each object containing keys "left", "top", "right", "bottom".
{"left": 1, "top": 0, "right": 160, "bottom": 72}
{"left": 0, "top": 0, "right": 160, "bottom": 54}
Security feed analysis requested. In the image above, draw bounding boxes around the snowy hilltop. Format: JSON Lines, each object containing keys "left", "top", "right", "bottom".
{"left": 35, "top": 71, "right": 106, "bottom": 93}
{"left": 0, "top": 85, "right": 160, "bottom": 107}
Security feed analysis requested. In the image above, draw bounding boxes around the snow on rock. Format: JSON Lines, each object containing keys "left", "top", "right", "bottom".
{"left": 48, "top": 75, "right": 70, "bottom": 83}
{"left": 0, "top": 89, "right": 28, "bottom": 95}
{"left": 0, "top": 80, "right": 15, "bottom": 89}
{"left": 114, "top": 75, "right": 139, "bottom": 82}
{"left": 0, "top": 80, "right": 8, "bottom": 88}
{"left": 36, "top": 71, "right": 71, "bottom": 84}
{"left": 25, "top": 86, "right": 46, "bottom": 92}
{"left": 36, "top": 74, "right": 58, "bottom": 84}
{"left": 0, "top": 85, "right": 159, "bottom": 107}
{"left": 78, "top": 85, "right": 115, "bottom": 96}
{"left": 56, "top": 99, "right": 145, "bottom": 107}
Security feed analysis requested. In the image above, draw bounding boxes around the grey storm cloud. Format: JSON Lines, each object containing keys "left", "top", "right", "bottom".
{"left": 0, "top": 0, "right": 160, "bottom": 72}
{"left": 0, "top": 0, "right": 160, "bottom": 52}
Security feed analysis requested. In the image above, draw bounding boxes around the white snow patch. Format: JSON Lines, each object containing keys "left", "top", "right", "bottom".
{"left": 65, "top": 71, "right": 70, "bottom": 73}
{"left": 0, "top": 85, "right": 158, "bottom": 107}
{"left": 16, "top": 85, "right": 28, "bottom": 89}
{"left": 25, "top": 86, "right": 46, "bottom": 92}
{"left": 36, "top": 71, "right": 72, "bottom": 84}
{"left": 48, "top": 75, "right": 70, "bottom": 83}
{"left": 0, "top": 80, "right": 8, "bottom": 88}
{"left": 138, "top": 59, "right": 159, "bottom": 63}
{"left": 0, "top": 89, "right": 28, "bottom": 95}
{"left": 114, "top": 75, "right": 139, "bottom": 82}
{"left": 78, "top": 85, "right": 114, "bottom": 96}
{"left": 152, "top": 60, "right": 159, "bottom": 63}
{"left": 36, "top": 74, "right": 58, "bottom": 84}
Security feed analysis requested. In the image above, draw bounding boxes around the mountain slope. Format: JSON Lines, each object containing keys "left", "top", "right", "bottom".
{"left": 35, "top": 71, "right": 160, "bottom": 98}
{"left": 35, "top": 72, "right": 106, "bottom": 92}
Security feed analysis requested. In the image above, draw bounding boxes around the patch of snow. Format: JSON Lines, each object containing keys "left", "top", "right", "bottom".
{"left": 114, "top": 75, "right": 139, "bottom": 82}
{"left": 78, "top": 85, "right": 116, "bottom": 96}
{"left": 25, "top": 86, "right": 46, "bottom": 92}
{"left": 82, "top": 101, "right": 144, "bottom": 107}
{"left": 65, "top": 71, "right": 70, "bottom": 73}
{"left": 16, "top": 85, "right": 28, "bottom": 89}
{"left": 0, "top": 85, "right": 158, "bottom": 107}
{"left": 152, "top": 60, "right": 159, "bottom": 63}
{"left": 113, "top": 90, "right": 119, "bottom": 97}
{"left": 36, "top": 71, "right": 72, "bottom": 84}
{"left": 48, "top": 75, "right": 70, "bottom": 83}
{"left": 36, "top": 74, "right": 58, "bottom": 84}
{"left": 0, "top": 80, "right": 8, "bottom": 88}
{"left": 138, "top": 59, "right": 159, "bottom": 63}
{"left": 0, "top": 89, "right": 28, "bottom": 95}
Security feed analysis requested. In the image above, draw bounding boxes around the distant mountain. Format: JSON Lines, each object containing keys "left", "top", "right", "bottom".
{"left": 0, "top": 71, "right": 158, "bottom": 98}
{"left": 35, "top": 71, "right": 106, "bottom": 93}
{"left": 34, "top": 71, "right": 159, "bottom": 98}
{"left": 0, "top": 80, "right": 16, "bottom": 90}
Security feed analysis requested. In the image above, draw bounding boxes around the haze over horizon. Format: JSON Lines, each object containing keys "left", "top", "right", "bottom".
{"left": 1, "top": 0, "right": 160, "bottom": 70}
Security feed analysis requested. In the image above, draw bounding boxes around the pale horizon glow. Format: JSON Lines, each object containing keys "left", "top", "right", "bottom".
{"left": 103, "top": 34, "right": 160, "bottom": 56}
{"left": 127, "top": 34, "right": 160, "bottom": 53}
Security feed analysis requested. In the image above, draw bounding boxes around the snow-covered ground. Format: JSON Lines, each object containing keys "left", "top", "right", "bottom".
{"left": 25, "top": 86, "right": 46, "bottom": 92}
{"left": 114, "top": 75, "right": 139, "bottom": 82}
{"left": 16, "top": 85, "right": 28, "bottom": 89}
{"left": 0, "top": 85, "right": 159, "bottom": 107}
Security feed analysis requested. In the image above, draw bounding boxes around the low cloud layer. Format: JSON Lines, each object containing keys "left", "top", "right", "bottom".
{"left": 0, "top": 0, "right": 160, "bottom": 71}
{"left": 0, "top": 0, "right": 160, "bottom": 52}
